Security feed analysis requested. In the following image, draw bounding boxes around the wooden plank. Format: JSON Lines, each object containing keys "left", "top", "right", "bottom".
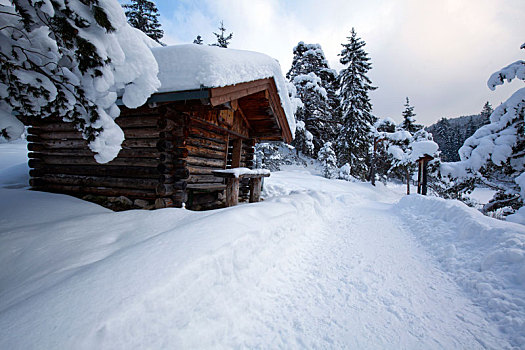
{"left": 187, "top": 183, "right": 226, "bottom": 191}
{"left": 209, "top": 80, "right": 271, "bottom": 106}
{"left": 187, "top": 174, "right": 224, "bottom": 184}
{"left": 231, "top": 139, "right": 242, "bottom": 168}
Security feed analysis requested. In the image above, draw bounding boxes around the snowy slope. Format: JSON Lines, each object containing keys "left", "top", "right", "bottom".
{"left": 1, "top": 142, "right": 524, "bottom": 349}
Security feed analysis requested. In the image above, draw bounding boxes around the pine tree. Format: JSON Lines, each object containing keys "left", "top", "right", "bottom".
{"left": 0, "top": 0, "right": 160, "bottom": 161}
{"left": 124, "top": 0, "right": 164, "bottom": 44}
{"left": 400, "top": 97, "right": 422, "bottom": 134}
{"left": 480, "top": 101, "right": 493, "bottom": 125}
{"left": 193, "top": 35, "right": 204, "bottom": 45}
{"left": 286, "top": 42, "right": 338, "bottom": 156}
{"left": 335, "top": 28, "right": 377, "bottom": 180}
{"left": 211, "top": 21, "right": 233, "bottom": 48}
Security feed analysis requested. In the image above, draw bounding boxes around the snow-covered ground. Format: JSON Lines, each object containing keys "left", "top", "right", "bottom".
{"left": 1, "top": 142, "right": 525, "bottom": 349}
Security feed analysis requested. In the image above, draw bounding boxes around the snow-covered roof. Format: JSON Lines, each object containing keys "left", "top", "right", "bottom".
{"left": 151, "top": 44, "right": 296, "bottom": 135}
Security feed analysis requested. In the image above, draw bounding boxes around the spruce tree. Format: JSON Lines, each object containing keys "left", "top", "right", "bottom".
{"left": 211, "top": 21, "right": 233, "bottom": 48}
{"left": 335, "top": 28, "right": 377, "bottom": 180}
{"left": 480, "top": 101, "right": 493, "bottom": 125}
{"left": 400, "top": 97, "right": 422, "bottom": 134}
{"left": 124, "top": 0, "right": 164, "bottom": 44}
{"left": 286, "top": 42, "right": 338, "bottom": 156}
{"left": 318, "top": 142, "right": 338, "bottom": 178}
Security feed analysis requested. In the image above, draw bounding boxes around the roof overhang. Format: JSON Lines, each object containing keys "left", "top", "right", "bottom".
{"left": 118, "top": 78, "right": 293, "bottom": 143}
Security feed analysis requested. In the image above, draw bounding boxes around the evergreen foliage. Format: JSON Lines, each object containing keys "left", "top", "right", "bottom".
{"left": 480, "top": 101, "right": 493, "bottom": 125}
{"left": 0, "top": 0, "right": 160, "bottom": 160}
{"left": 318, "top": 142, "right": 338, "bottom": 178}
{"left": 440, "top": 44, "right": 525, "bottom": 215}
{"left": 400, "top": 97, "right": 422, "bottom": 134}
{"left": 193, "top": 35, "right": 204, "bottom": 45}
{"left": 286, "top": 42, "right": 338, "bottom": 156}
{"left": 335, "top": 28, "right": 377, "bottom": 180}
{"left": 211, "top": 21, "right": 233, "bottom": 48}
{"left": 426, "top": 102, "right": 496, "bottom": 162}
{"left": 124, "top": 0, "right": 164, "bottom": 44}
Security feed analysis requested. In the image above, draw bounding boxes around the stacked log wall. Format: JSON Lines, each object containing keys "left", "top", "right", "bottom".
{"left": 185, "top": 116, "right": 229, "bottom": 210}
{"left": 26, "top": 104, "right": 189, "bottom": 209}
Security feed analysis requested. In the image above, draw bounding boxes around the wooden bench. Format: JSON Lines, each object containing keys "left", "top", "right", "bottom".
{"left": 212, "top": 168, "right": 270, "bottom": 207}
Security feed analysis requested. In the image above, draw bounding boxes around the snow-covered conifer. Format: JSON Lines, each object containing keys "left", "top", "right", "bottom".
{"left": 318, "top": 142, "right": 338, "bottom": 178}
{"left": 335, "top": 28, "right": 377, "bottom": 180}
{"left": 124, "top": 0, "right": 164, "bottom": 44}
{"left": 286, "top": 42, "right": 338, "bottom": 156}
{"left": 0, "top": 0, "right": 160, "bottom": 161}
{"left": 211, "top": 21, "right": 233, "bottom": 48}
{"left": 480, "top": 101, "right": 493, "bottom": 125}
{"left": 401, "top": 97, "right": 422, "bottom": 134}
{"left": 441, "top": 43, "right": 525, "bottom": 215}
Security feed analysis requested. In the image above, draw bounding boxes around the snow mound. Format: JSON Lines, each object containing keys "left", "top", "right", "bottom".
{"left": 395, "top": 194, "right": 525, "bottom": 348}
{"left": 151, "top": 45, "right": 296, "bottom": 135}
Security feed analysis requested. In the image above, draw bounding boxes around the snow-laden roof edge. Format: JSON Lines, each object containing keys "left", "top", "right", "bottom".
{"left": 151, "top": 44, "right": 296, "bottom": 136}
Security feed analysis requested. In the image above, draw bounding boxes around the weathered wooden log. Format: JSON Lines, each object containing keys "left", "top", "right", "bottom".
{"left": 26, "top": 136, "right": 86, "bottom": 148}
{"left": 186, "top": 137, "right": 226, "bottom": 152}
{"left": 29, "top": 165, "right": 164, "bottom": 178}
{"left": 249, "top": 177, "right": 262, "bottom": 203}
{"left": 156, "top": 139, "right": 186, "bottom": 151}
{"left": 187, "top": 192, "right": 222, "bottom": 207}
{"left": 186, "top": 144, "right": 225, "bottom": 159}
{"left": 187, "top": 174, "right": 223, "bottom": 184}
{"left": 186, "top": 165, "right": 221, "bottom": 175}
{"left": 156, "top": 159, "right": 187, "bottom": 173}
{"left": 28, "top": 129, "right": 83, "bottom": 140}
{"left": 31, "top": 183, "right": 157, "bottom": 199}
{"left": 27, "top": 146, "right": 176, "bottom": 159}
{"left": 159, "top": 128, "right": 188, "bottom": 139}
{"left": 225, "top": 178, "right": 239, "bottom": 207}
{"left": 186, "top": 156, "right": 224, "bottom": 168}
{"left": 27, "top": 123, "right": 79, "bottom": 132}
{"left": 154, "top": 195, "right": 184, "bottom": 208}
{"left": 27, "top": 137, "right": 167, "bottom": 149}
{"left": 188, "top": 126, "right": 227, "bottom": 143}
{"left": 125, "top": 128, "right": 184, "bottom": 139}
{"left": 29, "top": 156, "right": 163, "bottom": 168}
{"left": 156, "top": 181, "right": 187, "bottom": 196}
{"left": 30, "top": 174, "right": 160, "bottom": 190}
{"left": 158, "top": 174, "right": 179, "bottom": 184}
{"left": 157, "top": 118, "right": 185, "bottom": 131}
{"left": 186, "top": 183, "right": 226, "bottom": 191}
{"left": 115, "top": 115, "right": 160, "bottom": 128}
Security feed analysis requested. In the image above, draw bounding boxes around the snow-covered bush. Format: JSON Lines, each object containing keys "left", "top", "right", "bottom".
{"left": 0, "top": 0, "right": 160, "bottom": 162}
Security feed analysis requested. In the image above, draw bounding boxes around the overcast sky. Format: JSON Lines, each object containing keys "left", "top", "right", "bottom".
{"left": 154, "top": 0, "right": 524, "bottom": 125}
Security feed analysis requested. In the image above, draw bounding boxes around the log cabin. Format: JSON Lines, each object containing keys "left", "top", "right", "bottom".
{"left": 22, "top": 45, "right": 295, "bottom": 210}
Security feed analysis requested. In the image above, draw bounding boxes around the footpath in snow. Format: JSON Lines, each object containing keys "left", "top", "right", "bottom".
{"left": 0, "top": 142, "right": 524, "bottom": 349}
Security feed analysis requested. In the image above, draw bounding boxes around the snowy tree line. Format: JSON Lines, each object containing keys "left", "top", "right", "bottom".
{"left": 258, "top": 32, "right": 524, "bottom": 219}
{"left": 426, "top": 102, "right": 492, "bottom": 162}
